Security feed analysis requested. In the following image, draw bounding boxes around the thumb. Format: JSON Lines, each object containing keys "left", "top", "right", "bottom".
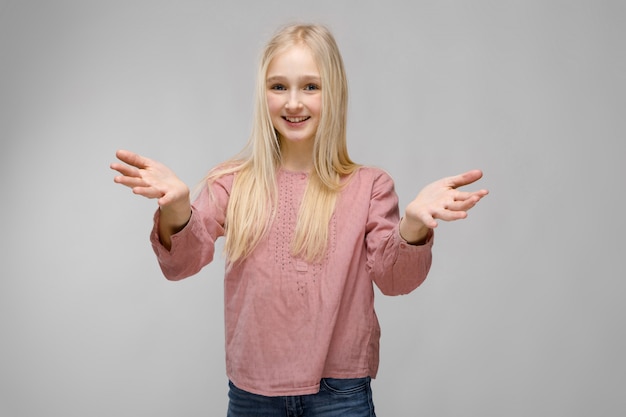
{"left": 448, "top": 169, "right": 483, "bottom": 189}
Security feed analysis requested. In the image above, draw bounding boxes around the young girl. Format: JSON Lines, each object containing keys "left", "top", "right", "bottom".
{"left": 111, "top": 23, "right": 487, "bottom": 417}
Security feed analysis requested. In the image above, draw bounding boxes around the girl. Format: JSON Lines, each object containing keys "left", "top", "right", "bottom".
{"left": 111, "top": 23, "right": 487, "bottom": 417}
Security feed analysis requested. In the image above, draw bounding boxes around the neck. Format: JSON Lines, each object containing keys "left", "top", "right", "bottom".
{"left": 280, "top": 140, "right": 314, "bottom": 172}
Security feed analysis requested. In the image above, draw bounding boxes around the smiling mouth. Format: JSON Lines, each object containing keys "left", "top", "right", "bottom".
{"left": 283, "top": 116, "right": 310, "bottom": 123}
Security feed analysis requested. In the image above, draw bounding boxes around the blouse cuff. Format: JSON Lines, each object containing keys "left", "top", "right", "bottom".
{"left": 396, "top": 221, "right": 434, "bottom": 249}
{"left": 150, "top": 207, "right": 197, "bottom": 257}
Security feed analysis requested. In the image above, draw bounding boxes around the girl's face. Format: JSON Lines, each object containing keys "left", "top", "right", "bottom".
{"left": 266, "top": 44, "right": 322, "bottom": 149}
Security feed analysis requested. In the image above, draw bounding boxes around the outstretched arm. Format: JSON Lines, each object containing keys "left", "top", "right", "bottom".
{"left": 110, "top": 149, "right": 191, "bottom": 249}
{"left": 400, "top": 169, "right": 489, "bottom": 244}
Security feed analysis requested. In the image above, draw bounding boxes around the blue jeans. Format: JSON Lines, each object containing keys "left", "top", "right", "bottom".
{"left": 227, "top": 377, "right": 376, "bottom": 417}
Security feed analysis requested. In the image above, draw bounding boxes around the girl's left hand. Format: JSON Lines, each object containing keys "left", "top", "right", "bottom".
{"left": 400, "top": 170, "right": 489, "bottom": 243}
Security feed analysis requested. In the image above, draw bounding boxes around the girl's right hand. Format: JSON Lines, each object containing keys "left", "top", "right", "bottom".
{"left": 111, "top": 150, "right": 192, "bottom": 246}
{"left": 110, "top": 149, "right": 190, "bottom": 208}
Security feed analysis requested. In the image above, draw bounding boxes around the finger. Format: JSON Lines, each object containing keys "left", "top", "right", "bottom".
{"left": 115, "top": 149, "right": 152, "bottom": 169}
{"left": 132, "top": 186, "right": 165, "bottom": 200}
{"left": 447, "top": 169, "right": 484, "bottom": 189}
{"left": 444, "top": 199, "right": 478, "bottom": 213}
{"left": 110, "top": 162, "right": 141, "bottom": 178}
{"left": 439, "top": 191, "right": 489, "bottom": 216}
{"left": 113, "top": 171, "right": 153, "bottom": 189}
{"left": 415, "top": 211, "right": 438, "bottom": 229}
{"left": 451, "top": 189, "right": 489, "bottom": 203}
{"left": 432, "top": 207, "right": 468, "bottom": 222}
{"left": 157, "top": 193, "right": 175, "bottom": 207}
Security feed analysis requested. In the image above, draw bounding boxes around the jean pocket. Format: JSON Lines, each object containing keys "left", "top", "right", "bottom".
{"left": 320, "top": 377, "right": 370, "bottom": 395}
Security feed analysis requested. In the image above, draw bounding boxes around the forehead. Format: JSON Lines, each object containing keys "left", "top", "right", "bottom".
{"left": 266, "top": 44, "right": 320, "bottom": 76}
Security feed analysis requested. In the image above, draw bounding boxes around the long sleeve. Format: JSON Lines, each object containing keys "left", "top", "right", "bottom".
{"left": 150, "top": 174, "right": 232, "bottom": 280}
{"left": 364, "top": 170, "right": 434, "bottom": 295}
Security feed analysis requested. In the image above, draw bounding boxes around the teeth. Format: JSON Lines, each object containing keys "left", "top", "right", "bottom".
{"left": 285, "top": 116, "right": 308, "bottom": 123}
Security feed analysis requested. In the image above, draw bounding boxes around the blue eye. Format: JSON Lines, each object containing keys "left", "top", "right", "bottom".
{"left": 304, "top": 84, "right": 319, "bottom": 91}
{"left": 271, "top": 84, "right": 286, "bottom": 91}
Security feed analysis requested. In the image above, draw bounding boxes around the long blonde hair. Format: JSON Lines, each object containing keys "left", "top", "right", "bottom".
{"left": 206, "top": 23, "right": 359, "bottom": 263}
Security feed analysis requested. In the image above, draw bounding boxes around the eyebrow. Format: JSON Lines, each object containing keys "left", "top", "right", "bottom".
{"left": 266, "top": 75, "right": 321, "bottom": 84}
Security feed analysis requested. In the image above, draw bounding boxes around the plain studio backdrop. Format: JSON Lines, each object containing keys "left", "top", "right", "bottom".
{"left": 1, "top": 0, "right": 624, "bottom": 416}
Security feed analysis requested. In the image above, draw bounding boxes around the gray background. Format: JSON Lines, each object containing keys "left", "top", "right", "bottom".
{"left": 1, "top": 0, "right": 624, "bottom": 416}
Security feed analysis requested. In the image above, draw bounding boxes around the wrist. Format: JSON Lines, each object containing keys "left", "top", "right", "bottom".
{"left": 159, "top": 197, "right": 192, "bottom": 234}
{"left": 399, "top": 217, "right": 430, "bottom": 245}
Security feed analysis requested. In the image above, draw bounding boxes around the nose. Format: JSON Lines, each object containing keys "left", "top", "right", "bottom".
{"left": 285, "top": 91, "right": 303, "bottom": 111}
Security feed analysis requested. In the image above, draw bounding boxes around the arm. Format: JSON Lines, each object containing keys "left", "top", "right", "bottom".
{"left": 150, "top": 179, "right": 228, "bottom": 280}
{"left": 366, "top": 172, "right": 434, "bottom": 295}
{"left": 111, "top": 149, "right": 229, "bottom": 280}
{"left": 111, "top": 149, "right": 191, "bottom": 249}
{"left": 367, "top": 169, "right": 488, "bottom": 295}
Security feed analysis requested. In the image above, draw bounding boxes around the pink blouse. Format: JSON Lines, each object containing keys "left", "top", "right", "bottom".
{"left": 150, "top": 166, "right": 433, "bottom": 396}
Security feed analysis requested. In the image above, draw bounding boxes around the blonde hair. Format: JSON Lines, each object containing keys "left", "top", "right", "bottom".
{"left": 206, "top": 23, "right": 359, "bottom": 263}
